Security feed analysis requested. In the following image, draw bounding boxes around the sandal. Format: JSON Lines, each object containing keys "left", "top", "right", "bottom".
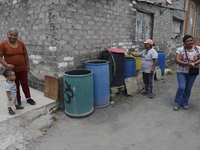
{"left": 9, "top": 109, "right": 15, "bottom": 115}
{"left": 181, "top": 105, "right": 188, "bottom": 110}
{"left": 173, "top": 106, "right": 179, "bottom": 111}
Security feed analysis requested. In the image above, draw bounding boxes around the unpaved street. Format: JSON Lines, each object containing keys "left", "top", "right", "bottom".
{"left": 31, "top": 65, "right": 200, "bottom": 150}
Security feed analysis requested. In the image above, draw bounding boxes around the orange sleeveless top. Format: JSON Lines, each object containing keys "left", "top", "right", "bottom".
{"left": 0, "top": 40, "right": 27, "bottom": 72}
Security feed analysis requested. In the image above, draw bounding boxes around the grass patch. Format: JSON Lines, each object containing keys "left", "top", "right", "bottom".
{"left": 52, "top": 116, "right": 57, "bottom": 122}
{"left": 41, "top": 127, "right": 48, "bottom": 133}
{"left": 52, "top": 109, "right": 57, "bottom": 114}
{"left": 111, "top": 92, "right": 136, "bottom": 107}
{"left": 165, "top": 70, "right": 175, "bottom": 76}
{"left": 20, "top": 118, "right": 26, "bottom": 128}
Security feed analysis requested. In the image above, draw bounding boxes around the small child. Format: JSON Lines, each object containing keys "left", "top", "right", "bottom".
{"left": 3, "top": 69, "right": 24, "bottom": 115}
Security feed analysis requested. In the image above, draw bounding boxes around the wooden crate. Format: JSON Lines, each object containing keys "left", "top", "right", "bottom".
{"left": 110, "top": 85, "right": 125, "bottom": 94}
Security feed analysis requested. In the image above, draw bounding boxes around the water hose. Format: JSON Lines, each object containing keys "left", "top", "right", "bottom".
{"left": 104, "top": 48, "right": 116, "bottom": 75}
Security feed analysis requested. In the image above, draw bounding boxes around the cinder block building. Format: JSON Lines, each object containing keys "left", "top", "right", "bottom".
{"left": 0, "top": 0, "right": 198, "bottom": 102}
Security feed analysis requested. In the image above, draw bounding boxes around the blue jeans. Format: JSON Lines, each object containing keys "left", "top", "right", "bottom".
{"left": 174, "top": 72, "right": 197, "bottom": 106}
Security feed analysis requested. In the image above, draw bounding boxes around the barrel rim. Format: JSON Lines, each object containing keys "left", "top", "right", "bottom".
{"left": 65, "top": 107, "right": 94, "bottom": 117}
{"left": 85, "top": 59, "right": 109, "bottom": 65}
{"left": 63, "top": 69, "right": 93, "bottom": 77}
{"left": 125, "top": 56, "right": 136, "bottom": 60}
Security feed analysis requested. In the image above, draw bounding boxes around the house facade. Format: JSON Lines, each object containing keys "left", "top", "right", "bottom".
{"left": 0, "top": 0, "right": 192, "bottom": 102}
{"left": 185, "top": 0, "right": 200, "bottom": 45}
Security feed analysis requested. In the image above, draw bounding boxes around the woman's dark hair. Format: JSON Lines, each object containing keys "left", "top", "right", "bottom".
{"left": 3, "top": 69, "right": 12, "bottom": 78}
{"left": 150, "top": 43, "right": 155, "bottom": 48}
{"left": 183, "top": 35, "right": 193, "bottom": 42}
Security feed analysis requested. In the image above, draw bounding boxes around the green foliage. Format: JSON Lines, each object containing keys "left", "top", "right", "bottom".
{"left": 20, "top": 118, "right": 26, "bottom": 128}
{"left": 111, "top": 92, "right": 136, "bottom": 107}
{"left": 165, "top": 70, "right": 175, "bottom": 76}
{"left": 52, "top": 116, "right": 57, "bottom": 122}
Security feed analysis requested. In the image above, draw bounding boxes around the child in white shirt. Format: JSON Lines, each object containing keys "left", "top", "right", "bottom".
{"left": 3, "top": 70, "right": 24, "bottom": 115}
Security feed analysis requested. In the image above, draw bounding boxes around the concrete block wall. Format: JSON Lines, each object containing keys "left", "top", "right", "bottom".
{"left": 136, "top": 0, "right": 186, "bottom": 10}
{"left": 0, "top": 0, "right": 187, "bottom": 106}
{"left": 0, "top": 0, "right": 136, "bottom": 100}
{"left": 134, "top": 1, "right": 187, "bottom": 65}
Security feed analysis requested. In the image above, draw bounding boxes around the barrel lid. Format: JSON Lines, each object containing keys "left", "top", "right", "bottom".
{"left": 107, "top": 48, "right": 127, "bottom": 53}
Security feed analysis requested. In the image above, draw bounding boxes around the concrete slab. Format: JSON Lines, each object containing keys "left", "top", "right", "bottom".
{"left": 0, "top": 75, "right": 57, "bottom": 123}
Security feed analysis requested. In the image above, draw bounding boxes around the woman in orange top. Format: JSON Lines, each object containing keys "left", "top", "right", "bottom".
{"left": 0, "top": 28, "right": 36, "bottom": 105}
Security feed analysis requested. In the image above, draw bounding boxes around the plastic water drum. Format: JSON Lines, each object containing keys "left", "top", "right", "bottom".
{"left": 63, "top": 69, "right": 94, "bottom": 117}
{"left": 125, "top": 53, "right": 141, "bottom": 70}
{"left": 101, "top": 51, "right": 125, "bottom": 87}
{"left": 85, "top": 60, "right": 110, "bottom": 108}
{"left": 157, "top": 52, "right": 166, "bottom": 74}
{"left": 124, "top": 57, "right": 136, "bottom": 78}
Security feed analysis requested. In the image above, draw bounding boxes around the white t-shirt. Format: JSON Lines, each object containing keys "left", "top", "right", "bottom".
{"left": 5, "top": 80, "right": 17, "bottom": 98}
{"left": 139, "top": 48, "right": 158, "bottom": 73}
{"left": 176, "top": 46, "right": 200, "bottom": 73}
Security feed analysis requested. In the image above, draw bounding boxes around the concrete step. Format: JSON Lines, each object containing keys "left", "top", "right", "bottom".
{"left": 0, "top": 102, "right": 58, "bottom": 150}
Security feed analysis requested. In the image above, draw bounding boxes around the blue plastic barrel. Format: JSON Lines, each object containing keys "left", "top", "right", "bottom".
{"left": 63, "top": 69, "right": 94, "bottom": 117}
{"left": 157, "top": 52, "right": 166, "bottom": 74}
{"left": 85, "top": 60, "right": 110, "bottom": 108}
{"left": 124, "top": 57, "right": 136, "bottom": 79}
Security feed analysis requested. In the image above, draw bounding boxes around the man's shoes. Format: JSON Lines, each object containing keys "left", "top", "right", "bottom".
{"left": 181, "top": 105, "right": 188, "bottom": 110}
{"left": 9, "top": 109, "right": 15, "bottom": 115}
{"left": 17, "top": 99, "right": 21, "bottom": 105}
{"left": 27, "top": 98, "right": 36, "bottom": 105}
{"left": 16, "top": 105, "right": 24, "bottom": 110}
{"left": 173, "top": 106, "right": 179, "bottom": 111}
{"left": 142, "top": 91, "right": 149, "bottom": 95}
{"left": 149, "top": 93, "right": 154, "bottom": 99}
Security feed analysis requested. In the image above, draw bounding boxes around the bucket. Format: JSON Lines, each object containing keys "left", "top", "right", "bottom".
{"left": 85, "top": 60, "right": 110, "bottom": 108}
{"left": 157, "top": 52, "right": 166, "bottom": 74}
{"left": 125, "top": 53, "right": 141, "bottom": 70}
{"left": 124, "top": 57, "right": 136, "bottom": 78}
{"left": 63, "top": 69, "right": 94, "bottom": 117}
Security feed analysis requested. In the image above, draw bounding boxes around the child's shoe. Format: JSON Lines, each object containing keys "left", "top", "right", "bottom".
{"left": 16, "top": 105, "right": 24, "bottom": 110}
{"left": 9, "top": 109, "right": 15, "bottom": 115}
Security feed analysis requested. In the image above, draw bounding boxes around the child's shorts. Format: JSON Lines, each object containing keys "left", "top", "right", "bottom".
{"left": 7, "top": 96, "right": 17, "bottom": 107}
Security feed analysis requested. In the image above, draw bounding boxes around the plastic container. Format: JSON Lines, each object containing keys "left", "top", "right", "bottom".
{"left": 85, "top": 60, "right": 110, "bottom": 108}
{"left": 125, "top": 53, "right": 141, "bottom": 70}
{"left": 124, "top": 57, "right": 136, "bottom": 78}
{"left": 63, "top": 69, "right": 94, "bottom": 117}
{"left": 101, "top": 51, "right": 125, "bottom": 87}
{"left": 157, "top": 52, "right": 166, "bottom": 74}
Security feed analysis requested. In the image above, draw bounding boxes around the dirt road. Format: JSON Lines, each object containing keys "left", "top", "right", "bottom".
{"left": 31, "top": 65, "right": 200, "bottom": 150}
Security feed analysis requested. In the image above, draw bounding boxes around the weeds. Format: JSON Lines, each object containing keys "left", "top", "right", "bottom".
{"left": 111, "top": 92, "right": 136, "bottom": 107}
{"left": 41, "top": 127, "right": 48, "bottom": 133}
{"left": 20, "top": 118, "right": 26, "bottom": 128}
{"left": 52, "top": 116, "right": 57, "bottom": 122}
{"left": 165, "top": 70, "right": 175, "bottom": 76}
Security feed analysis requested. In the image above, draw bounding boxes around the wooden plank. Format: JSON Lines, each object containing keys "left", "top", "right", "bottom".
{"left": 44, "top": 75, "right": 59, "bottom": 100}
